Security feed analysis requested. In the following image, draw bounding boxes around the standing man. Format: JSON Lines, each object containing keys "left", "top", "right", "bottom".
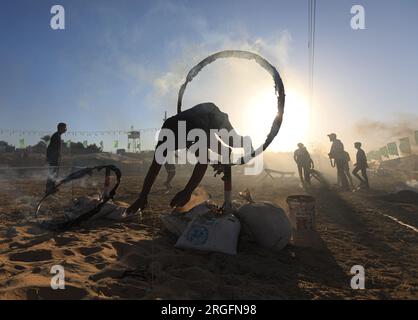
{"left": 293, "top": 143, "right": 314, "bottom": 185}
{"left": 352, "top": 142, "right": 369, "bottom": 189}
{"left": 45, "top": 122, "right": 67, "bottom": 194}
{"left": 327, "top": 133, "right": 350, "bottom": 191}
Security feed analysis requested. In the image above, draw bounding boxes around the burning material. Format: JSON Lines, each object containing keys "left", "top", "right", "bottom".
{"left": 34, "top": 165, "right": 122, "bottom": 231}
{"left": 64, "top": 196, "right": 130, "bottom": 221}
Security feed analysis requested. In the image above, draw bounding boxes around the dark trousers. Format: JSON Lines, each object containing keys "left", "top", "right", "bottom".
{"left": 335, "top": 159, "right": 349, "bottom": 190}
{"left": 297, "top": 164, "right": 311, "bottom": 184}
{"left": 46, "top": 160, "right": 59, "bottom": 194}
{"left": 352, "top": 165, "right": 369, "bottom": 187}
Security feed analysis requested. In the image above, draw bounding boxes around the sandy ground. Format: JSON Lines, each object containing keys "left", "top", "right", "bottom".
{"left": 0, "top": 170, "right": 417, "bottom": 300}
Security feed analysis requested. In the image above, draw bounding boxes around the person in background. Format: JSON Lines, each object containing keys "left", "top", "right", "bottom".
{"left": 327, "top": 133, "right": 350, "bottom": 191}
{"left": 45, "top": 122, "right": 67, "bottom": 194}
{"left": 352, "top": 142, "right": 369, "bottom": 189}
{"left": 164, "top": 163, "right": 176, "bottom": 189}
{"left": 340, "top": 151, "right": 354, "bottom": 190}
{"left": 293, "top": 143, "right": 314, "bottom": 185}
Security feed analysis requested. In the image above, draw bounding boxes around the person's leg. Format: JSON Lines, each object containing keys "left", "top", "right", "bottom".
{"left": 45, "top": 161, "right": 58, "bottom": 194}
{"left": 336, "top": 160, "right": 349, "bottom": 190}
{"left": 164, "top": 164, "right": 176, "bottom": 189}
{"left": 303, "top": 165, "right": 311, "bottom": 184}
{"left": 352, "top": 166, "right": 364, "bottom": 185}
{"left": 297, "top": 164, "right": 304, "bottom": 184}
{"left": 361, "top": 167, "right": 369, "bottom": 188}
{"left": 345, "top": 164, "right": 354, "bottom": 188}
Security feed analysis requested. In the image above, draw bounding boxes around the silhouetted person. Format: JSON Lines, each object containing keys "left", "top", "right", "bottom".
{"left": 164, "top": 163, "right": 176, "bottom": 189}
{"left": 45, "top": 122, "right": 67, "bottom": 194}
{"left": 340, "top": 151, "right": 354, "bottom": 189}
{"left": 126, "top": 103, "right": 253, "bottom": 214}
{"left": 293, "top": 143, "right": 314, "bottom": 185}
{"left": 328, "top": 133, "right": 350, "bottom": 191}
{"left": 352, "top": 142, "right": 369, "bottom": 189}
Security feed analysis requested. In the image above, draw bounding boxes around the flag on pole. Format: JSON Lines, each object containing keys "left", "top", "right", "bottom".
{"left": 387, "top": 142, "right": 399, "bottom": 156}
{"left": 83, "top": 140, "right": 88, "bottom": 148}
{"left": 399, "top": 137, "right": 411, "bottom": 154}
{"left": 379, "top": 146, "right": 389, "bottom": 158}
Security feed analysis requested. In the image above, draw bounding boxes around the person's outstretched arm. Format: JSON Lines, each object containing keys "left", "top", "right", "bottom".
{"left": 126, "top": 157, "right": 162, "bottom": 214}
{"left": 170, "top": 163, "right": 208, "bottom": 208}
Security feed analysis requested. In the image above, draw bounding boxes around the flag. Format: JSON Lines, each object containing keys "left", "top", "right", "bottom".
{"left": 379, "top": 146, "right": 389, "bottom": 158}
{"left": 399, "top": 137, "right": 411, "bottom": 154}
{"left": 114, "top": 140, "right": 118, "bottom": 148}
{"left": 83, "top": 140, "right": 88, "bottom": 148}
{"left": 415, "top": 130, "right": 418, "bottom": 144}
{"left": 387, "top": 142, "right": 399, "bottom": 156}
{"left": 19, "top": 138, "right": 25, "bottom": 148}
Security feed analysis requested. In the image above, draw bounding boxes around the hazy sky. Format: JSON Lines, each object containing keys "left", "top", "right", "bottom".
{"left": 0, "top": 0, "right": 417, "bottom": 152}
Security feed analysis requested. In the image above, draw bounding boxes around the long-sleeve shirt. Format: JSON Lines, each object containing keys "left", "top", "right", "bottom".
{"left": 356, "top": 148, "right": 368, "bottom": 168}
{"left": 294, "top": 147, "right": 312, "bottom": 166}
{"left": 329, "top": 139, "right": 345, "bottom": 160}
{"left": 46, "top": 132, "right": 62, "bottom": 164}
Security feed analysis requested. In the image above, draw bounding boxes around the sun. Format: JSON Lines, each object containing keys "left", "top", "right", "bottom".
{"left": 240, "top": 87, "right": 310, "bottom": 152}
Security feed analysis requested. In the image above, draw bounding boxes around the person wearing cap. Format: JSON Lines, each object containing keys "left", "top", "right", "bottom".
{"left": 327, "top": 133, "right": 350, "bottom": 191}
{"left": 352, "top": 142, "right": 369, "bottom": 189}
{"left": 293, "top": 143, "right": 314, "bottom": 185}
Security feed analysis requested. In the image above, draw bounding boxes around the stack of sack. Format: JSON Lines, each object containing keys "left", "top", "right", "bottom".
{"left": 160, "top": 199, "right": 292, "bottom": 255}
{"left": 161, "top": 202, "right": 241, "bottom": 255}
